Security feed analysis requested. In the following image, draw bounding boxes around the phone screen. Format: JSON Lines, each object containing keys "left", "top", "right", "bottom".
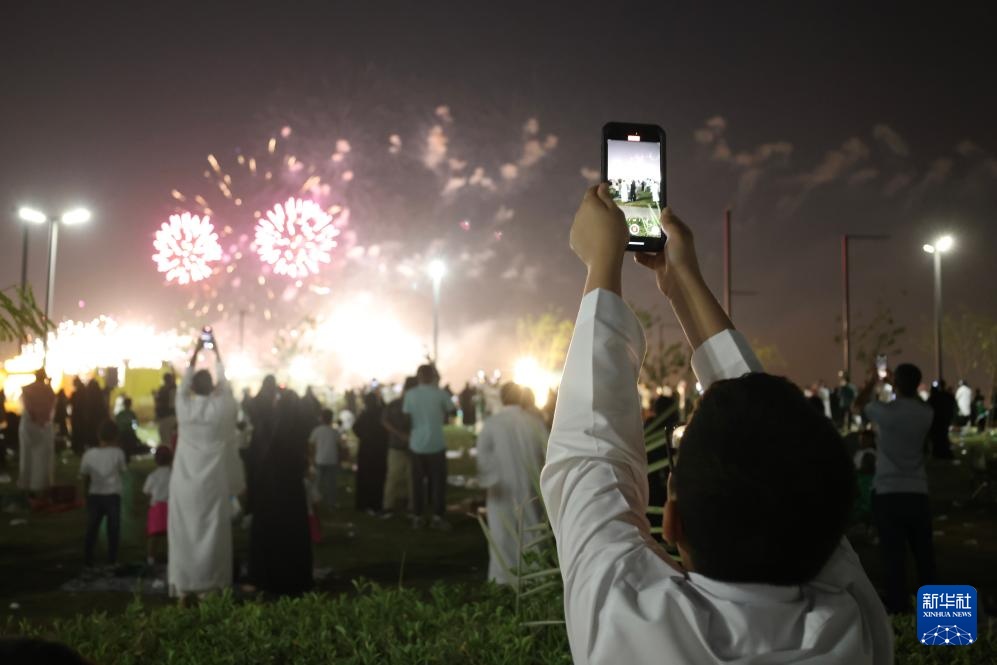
{"left": 606, "top": 137, "right": 663, "bottom": 240}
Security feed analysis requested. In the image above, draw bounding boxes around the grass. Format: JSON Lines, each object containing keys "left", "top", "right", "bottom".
{"left": 2, "top": 423, "right": 996, "bottom": 660}
{"left": 0, "top": 425, "right": 488, "bottom": 622}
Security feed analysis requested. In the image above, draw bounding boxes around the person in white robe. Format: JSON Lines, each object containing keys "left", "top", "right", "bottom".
{"left": 540, "top": 185, "right": 892, "bottom": 664}
{"left": 476, "top": 382, "right": 547, "bottom": 585}
{"left": 168, "top": 337, "right": 238, "bottom": 599}
{"left": 18, "top": 370, "right": 56, "bottom": 494}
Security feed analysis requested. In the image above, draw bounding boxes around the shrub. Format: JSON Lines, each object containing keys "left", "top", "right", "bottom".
{"left": 3, "top": 582, "right": 993, "bottom": 664}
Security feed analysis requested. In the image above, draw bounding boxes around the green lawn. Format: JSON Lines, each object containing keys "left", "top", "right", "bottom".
{"left": 0, "top": 425, "right": 488, "bottom": 622}
{"left": 2, "top": 424, "right": 996, "bottom": 630}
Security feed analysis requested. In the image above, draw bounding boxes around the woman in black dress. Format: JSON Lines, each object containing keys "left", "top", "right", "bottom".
{"left": 248, "top": 390, "right": 313, "bottom": 596}
{"left": 353, "top": 391, "right": 388, "bottom": 514}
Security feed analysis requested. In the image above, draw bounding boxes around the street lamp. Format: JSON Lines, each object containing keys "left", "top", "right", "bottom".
{"left": 427, "top": 259, "right": 446, "bottom": 364}
{"left": 923, "top": 234, "right": 954, "bottom": 382}
{"left": 17, "top": 205, "right": 92, "bottom": 337}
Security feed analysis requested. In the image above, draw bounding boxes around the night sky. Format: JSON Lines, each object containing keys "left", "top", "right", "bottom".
{"left": 3, "top": 2, "right": 996, "bottom": 387}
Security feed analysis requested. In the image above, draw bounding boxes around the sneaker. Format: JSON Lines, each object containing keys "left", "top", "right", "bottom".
{"left": 379, "top": 511, "right": 394, "bottom": 520}
{"left": 430, "top": 516, "right": 452, "bottom": 531}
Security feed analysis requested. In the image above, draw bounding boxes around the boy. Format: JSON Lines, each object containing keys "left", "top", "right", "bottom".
{"left": 309, "top": 408, "right": 341, "bottom": 511}
{"left": 80, "top": 420, "right": 127, "bottom": 568}
{"left": 540, "top": 184, "right": 892, "bottom": 663}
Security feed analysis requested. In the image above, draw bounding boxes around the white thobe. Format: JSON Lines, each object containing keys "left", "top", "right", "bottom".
{"left": 540, "top": 289, "right": 893, "bottom": 665}
{"left": 18, "top": 417, "right": 54, "bottom": 491}
{"left": 955, "top": 385, "right": 972, "bottom": 418}
{"left": 476, "top": 405, "right": 547, "bottom": 585}
{"left": 18, "top": 384, "right": 55, "bottom": 492}
{"left": 168, "top": 362, "right": 238, "bottom": 595}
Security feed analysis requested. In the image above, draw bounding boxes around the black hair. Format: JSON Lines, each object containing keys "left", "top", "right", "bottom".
{"left": 416, "top": 364, "right": 437, "bottom": 384}
{"left": 154, "top": 445, "right": 173, "bottom": 466}
{"left": 123, "top": 397, "right": 133, "bottom": 408}
{"left": 98, "top": 420, "right": 119, "bottom": 444}
{"left": 403, "top": 376, "right": 419, "bottom": 392}
{"left": 894, "top": 363, "right": 921, "bottom": 398}
{"left": 672, "top": 373, "right": 855, "bottom": 585}
{"left": 321, "top": 408, "right": 334, "bottom": 425}
{"left": 192, "top": 369, "right": 213, "bottom": 396}
{"left": 500, "top": 382, "right": 522, "bottom": 406}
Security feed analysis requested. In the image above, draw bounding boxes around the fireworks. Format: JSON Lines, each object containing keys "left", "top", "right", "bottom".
{"left": 255, "top": 197, "right": 340, "bottom": 278}
{"left": 152, "top": 212, "right": 222, "bottom": 285}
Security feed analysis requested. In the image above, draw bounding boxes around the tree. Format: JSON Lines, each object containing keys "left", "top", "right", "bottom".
{"left": 942, "top": 309, "right": 984, "bottom": 381}
{"left": 516, "top": 311, "right": 574, "bottom": 371}
{"left": 836, "top": 301, "right": 906, "bottom": 369}
{"left": 630, "top": 304, "right": 687, "bottom": 389}
{"left": 0, "top": 286, "right": 48, "bottom": 344}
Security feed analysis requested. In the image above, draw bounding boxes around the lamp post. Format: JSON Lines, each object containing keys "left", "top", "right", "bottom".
{"left": 17, "top": 205, "right": 92, "bottom": 354}
{"left": 428, "top": 259, "right": 446, "bottom": 364}
{"left": 923, "top": 234, "right": 954, "bottom": 382}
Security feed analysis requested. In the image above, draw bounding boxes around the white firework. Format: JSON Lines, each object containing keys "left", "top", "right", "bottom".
{"left": 255, "top": 197, "right": 340, "bottom": 278}
{"left": 152, "top": 212, "right": 222, "bottom": 285}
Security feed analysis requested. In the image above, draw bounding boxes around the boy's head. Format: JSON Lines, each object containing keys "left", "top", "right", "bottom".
{"left": 123, "top": 397, "right": 133, "bottom": 410}
{"left": 416, "top": 364, "right": 438, "bottom": 385}
{"left": 665, "top": 373, "right": 855, "bottom": 586}
{"left": 98, "top": 420, "right": 120, "bottom": 446}
{"left": 500, "top": 382, "right": 522, "bottom": 406}
{"left": 893, "top": 363, "right": 921, "bottom": 398}
{"left": 154, "top": 445, "right": 173, "bottom": 467}
{"left": 191, "top": 369, "right": 213, "bottom": 396}
{"left": 321, "top": 408, "right": 334, "bottom": 425}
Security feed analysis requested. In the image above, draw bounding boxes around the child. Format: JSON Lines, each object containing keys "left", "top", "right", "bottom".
{"left": 541, "top": 185, "right": 892, "bottom": 663}
{"left": 80, "top": 420, "right": 127, "bottom": 568}
{"left": 143, "top": 445, "right": 172, "bottom": 565}
{"left": 308, "top": 409, "right": 341, "bottom": 512}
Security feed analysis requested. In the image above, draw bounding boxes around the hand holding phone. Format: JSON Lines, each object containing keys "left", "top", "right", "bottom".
{"left": 601, "top": 122, "right": 667, "bottom": 252}
{"left": 201, "top": 326, "right": 215, "bottom": 351}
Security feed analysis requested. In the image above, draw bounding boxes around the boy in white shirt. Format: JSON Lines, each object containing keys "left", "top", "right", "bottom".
{"left": 309, "top": 409, "right": 341, "bottom": 511}
{"left": 541, "top": 184, "right": 892, "bottom": 664}
{"left": 80, "top": 420, "right": 128, "bottom": 568}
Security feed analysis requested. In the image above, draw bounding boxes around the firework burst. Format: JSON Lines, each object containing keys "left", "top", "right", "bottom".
{"left": 255, "top": 197, "right": 341, "bottom": 278}
{"left": 152, "top": 212, "right": 222, "bottom": 285}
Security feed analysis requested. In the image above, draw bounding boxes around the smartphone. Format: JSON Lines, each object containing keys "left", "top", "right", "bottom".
{"left": 601, "top": 122, "right": 667, "bottom": 252}
{"left": 201, "top": 326, "right": 215, "bottom": 350}
{"left": 875, "top": 354, "right": 887, "bottom": 379}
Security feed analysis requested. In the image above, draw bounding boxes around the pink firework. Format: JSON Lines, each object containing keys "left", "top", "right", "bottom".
{"left": 152, "top": 212, "right": 222, "bottom": 285}
{"left": 255, "top": 197, "right": 340, "bottom": 278}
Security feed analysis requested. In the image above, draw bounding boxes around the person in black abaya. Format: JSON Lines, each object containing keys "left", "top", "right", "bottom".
{"left": 84, "top": 379, "right": 108, "bottom": 450}
{"left": 249, "top": 390, "right": 313, "bottom": 596}
{"left": 245, "top": 375, "right": 279, "bottom": 516}
{"left": 353, "top": 391, "right": 388, "bottom": 514}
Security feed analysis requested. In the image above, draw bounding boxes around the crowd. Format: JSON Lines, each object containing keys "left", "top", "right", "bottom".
{"left": 0, "top": 330, "right": 559, "bottom": 601}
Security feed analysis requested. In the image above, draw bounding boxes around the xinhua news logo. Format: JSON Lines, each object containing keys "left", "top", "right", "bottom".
{"left": 917, "top": 585, "right": 977, "bottom": 647}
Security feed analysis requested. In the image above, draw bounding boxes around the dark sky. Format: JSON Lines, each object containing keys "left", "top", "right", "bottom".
{"left": 3, "top": 1, "right": 996, "bottom": 387}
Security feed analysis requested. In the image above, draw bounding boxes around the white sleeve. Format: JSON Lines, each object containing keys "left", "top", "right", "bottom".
{"left": 476, "top": 422, "right": 498, "bottom": 488}
{"left": 690, "top": 328, "right": 763, "bottom": 388}
{"left": 540, "top": 289, "right": 681, "bottom": 663}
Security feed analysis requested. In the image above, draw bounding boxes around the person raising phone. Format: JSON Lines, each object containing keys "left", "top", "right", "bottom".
{"left": 540, "top": 184, "right": 892, "bottom": 663}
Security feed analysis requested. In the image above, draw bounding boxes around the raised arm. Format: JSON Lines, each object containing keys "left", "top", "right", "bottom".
{"left": 635, "top": 210, "right": 761, "bottom": 386}
{"left": 541, "top": 186, "right": 681, "bottom": 663}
